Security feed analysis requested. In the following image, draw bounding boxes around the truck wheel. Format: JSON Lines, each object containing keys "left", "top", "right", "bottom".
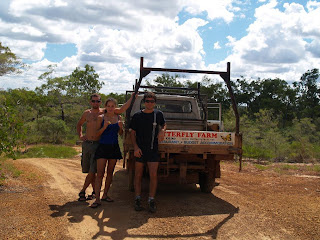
{"left": 199, "top": 172, "right": 215, "bottom": 193}
{"left": 128, "top": 169, "right": 135, "bottom": 192}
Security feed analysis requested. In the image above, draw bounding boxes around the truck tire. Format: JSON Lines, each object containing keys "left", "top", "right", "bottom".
{"left": 199, "top": 172, "right": 215, "bottom": 193}
{"left": 128, "top": 169, "right": 135, "bottom": 192}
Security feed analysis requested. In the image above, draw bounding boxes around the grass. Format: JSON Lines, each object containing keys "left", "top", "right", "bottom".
{"left": 0, "top": 169, "right": 5, "bottom": 186}
{"left": 250, "top": 162, "right": 320, "bottom": 175}
{"left": 0, "top": 144, "right": 78, "bottom": 186}
{"left": 25, "top": 172, "right": 40, "bottom": 181}
{"left": 306, "top": 165, "right": 320, "bottom": 173}
{"left": 272, "top": 164, "right": 299, "bottom": 174}
{"left": 278, "top": 164, "right": 299, "bottom": 171}
{"left": 5, "top": 162, "right": 23, "bottom": 177}
{"left": 253, "top": 164, "right": 269, "bottom": 171}
{"left": 0, "top": 159, "right": 23, "bottom": 186}
{"left": 15, "top": 145, "right": 78, "bottom": 159}
{"left": 265, "top": 163, "right": 320, "bottom": 175}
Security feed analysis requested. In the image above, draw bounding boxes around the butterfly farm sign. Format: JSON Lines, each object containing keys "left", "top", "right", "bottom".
{"left": 162, "top": 130, "right": 235, "bottom": 146}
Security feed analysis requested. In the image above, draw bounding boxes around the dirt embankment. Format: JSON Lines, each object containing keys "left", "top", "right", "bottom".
{"left": 0, "top": 155, "right": 319, "bottom": 240}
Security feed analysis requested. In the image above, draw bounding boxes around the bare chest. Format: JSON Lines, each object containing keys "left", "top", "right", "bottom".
{"left": 86, "top": 112, "right": 102, "bottom": 124}
{"left": 104, "top": 115, "right": 119, "bottom": 124}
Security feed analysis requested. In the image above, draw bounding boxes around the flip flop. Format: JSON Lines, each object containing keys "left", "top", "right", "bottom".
{"left": 78, "top": 191, "right": 86, "bottom": 201}
{"left": 101, "top": 196, "right": 114, "bottom": 202}
{"left": 90, "top": 202, "right": 101, "bottom": 208}
{"left": 86, "top": 191, "right": 95, "bottom": 200}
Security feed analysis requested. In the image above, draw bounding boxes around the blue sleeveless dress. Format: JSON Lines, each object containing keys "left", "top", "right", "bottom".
{"left": 94, "top": 120, "right": 122, "bottom": 159}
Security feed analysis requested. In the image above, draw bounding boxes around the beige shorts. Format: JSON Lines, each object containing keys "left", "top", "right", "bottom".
{"left": 81, "top": 141, "right": 99, "bottom": 173}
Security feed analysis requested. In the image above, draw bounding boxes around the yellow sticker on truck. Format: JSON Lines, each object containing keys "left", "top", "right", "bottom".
{"left": 162, "top": 130, "right": 235, "bottom": 146}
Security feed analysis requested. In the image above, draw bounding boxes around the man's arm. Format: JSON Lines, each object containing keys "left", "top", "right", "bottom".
{"left": 130, "top": 129, "right": 142, "bottom": 158}
{"left": 157, "top": 111, "right": 167, "bottom": 142}
{"left": 158, "top": 123, "right": 167, "bottom": 142}
{"left": 77, "top": 111, "right": 87, "bottom": 141}
{"left": 114, "top": 93, "right": 135, "bottom": 115}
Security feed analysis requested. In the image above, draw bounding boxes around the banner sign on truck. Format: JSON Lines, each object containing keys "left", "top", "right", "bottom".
{"left": 162, "top": 130, "right": 235, "bottom": 146}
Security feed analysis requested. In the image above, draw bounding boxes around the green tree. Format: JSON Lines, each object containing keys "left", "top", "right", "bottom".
{"left": 146, "top": 73, "right": 184, "bottom": 93}
{"left": 0, "top": 42, "right": 25, "bottom": 76}
{"left": 293, "top": 68, "right": 320, "bottom": 120}
{"left": 255, "top": 78, "right": 296, "bottom": 126}
{"left": 0, "top": 43, "right": 27, "bottom": 157}
{"left": 67, "top": 64, "right": 103, "bottom": 98}
{"left": 152, "top": 73, "right": 184, "bottom": 87}
{"left": 236, "top": 109, "right": 290, "bottom": 161}
{"left": 233, "top": 77, "right": 259, "bottom": 109}
{"left": 33, "top": 116, "right": 69, "bottom": 143}
{"left": 4, "top": 88, "right": 50, "bottom": 121}
{"left": 0, "top": 98, "right": 25, "bottom": 157}
{"left": 36, "top": 64, "right": 103, "bottom": 121}
{"left": 286, "top": 118, "right": 320, "bottom": 162}
{"left": 184, "top": 76, "right": 230, "bottom": 120}
{"left": 104, "top": 93, "right": 126, "bottom": 105}
{"left": 234, "top": 77, "right": 298, "bottom": 127}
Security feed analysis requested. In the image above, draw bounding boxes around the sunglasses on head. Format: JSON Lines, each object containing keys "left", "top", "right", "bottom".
{"left": 91, "top": 100, "right": 101, "bottom": 103}
{"left": 145, "top": 100, "right": 155, "bottom": 103}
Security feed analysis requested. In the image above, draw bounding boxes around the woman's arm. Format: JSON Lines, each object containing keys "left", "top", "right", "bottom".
{"left": 114, "top": 93, "right": 136, "bottom": 115}
{"left": 118, "top": 115, "right": 124, "bottom": 136}
{"left": 96, "top": 115, "right": 110, "bottom": 137}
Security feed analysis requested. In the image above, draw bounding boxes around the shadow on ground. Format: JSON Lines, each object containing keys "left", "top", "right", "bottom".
{"left": 49, "top": 168, "right": 239, "bottom": 239}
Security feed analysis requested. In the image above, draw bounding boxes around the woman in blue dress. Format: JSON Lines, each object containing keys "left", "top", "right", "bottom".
{"left": 90, "top": 98, "right": 124, "bottom": 208}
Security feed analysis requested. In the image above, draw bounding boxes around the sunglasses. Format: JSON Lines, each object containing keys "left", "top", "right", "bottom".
{"left": 91, "top": 100, "right": 101, "bottom": 103}
{"left": 145, "top": 100, "right": 155, "bottom": 103}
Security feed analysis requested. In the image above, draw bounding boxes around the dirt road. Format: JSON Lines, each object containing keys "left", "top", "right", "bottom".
{"left": 0, "top": 154, "right": 319, "bottom": 240}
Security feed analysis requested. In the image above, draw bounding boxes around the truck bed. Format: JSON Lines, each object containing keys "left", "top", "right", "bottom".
{"left": 124, "top": 129, "right": 242, "bottom": 157}
{"left": 159, "top": 130, "right": 241, "bottom": 156}
{"left": 165, "top": 119, "right": 206, "bottom": 131}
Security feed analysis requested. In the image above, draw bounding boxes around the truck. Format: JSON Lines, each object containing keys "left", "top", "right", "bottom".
{"left": 123, "top": 57, "right": 242, "bottom": 193}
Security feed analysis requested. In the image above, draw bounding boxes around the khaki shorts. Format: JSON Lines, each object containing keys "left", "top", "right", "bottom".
{"left": 81, "top": 141, "right": 99, "bottom": 173}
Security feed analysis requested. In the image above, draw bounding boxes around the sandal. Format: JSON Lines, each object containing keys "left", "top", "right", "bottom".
{"left": 101, "top": 196, "right": 114, "bottom": 202}
{"left": 78, "top": 191, "right": 86, "bottom": 201}
{"left": 86, "top": 191, "right": 96, "bottom": 200}
{"left": 90, "top": 202, "right": 101, "bottom": 208}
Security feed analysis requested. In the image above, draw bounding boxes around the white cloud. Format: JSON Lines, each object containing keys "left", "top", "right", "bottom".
{"left": 0, "top": 37, "right": 46, "bottom": 61}
{"left": 214, "top": 41, "right": 221, "bottom": 49}
{"left": 72, "top": 16, "right": 208, "bottom": 90}
{"left": 183, "top": 0, "right": 235, "bottom": 23}
{"left": 208, "top": 1, "right": 320, "bottom": 82}
{"left": 1, "top": 0, "right": 320, "bottom": 94}
{"left": 0, "top": 0, "right": 203, "bottom": 92}
{"left": 226, "top": 36, "right": 237, "bottom": 47}
{"left": 306, "top": 39, "right": 320, "bottom": 58}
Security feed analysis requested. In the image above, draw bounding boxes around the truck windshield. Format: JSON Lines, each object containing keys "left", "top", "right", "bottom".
{"left": 141, "top": 99, "right": 192, "bottom": 113}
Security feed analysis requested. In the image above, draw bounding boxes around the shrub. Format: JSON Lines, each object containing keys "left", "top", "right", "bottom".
{"left": 25, "top": 117, "right": 69, "bottom": 143}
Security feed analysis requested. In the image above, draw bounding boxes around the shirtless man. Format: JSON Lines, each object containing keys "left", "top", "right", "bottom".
{"left": 77, "top": 93, "right": 135, "bottom": 201}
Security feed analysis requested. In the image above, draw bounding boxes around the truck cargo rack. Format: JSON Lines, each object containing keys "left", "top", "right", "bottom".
{"left": 125, "top": 57, "right": 239, "bottom": 134}
{"left": 125, "top": 57, "right": 242, "bottom": 171}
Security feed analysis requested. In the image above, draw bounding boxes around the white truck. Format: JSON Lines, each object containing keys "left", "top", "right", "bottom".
{"left": 123, "top": 58, "right": 242, "bottom": 193}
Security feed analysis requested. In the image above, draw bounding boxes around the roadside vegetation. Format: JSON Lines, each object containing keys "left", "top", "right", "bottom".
{"left": 1, "top": 42, "right": 320, "bottom": 165}
{"left": 0, "top": 158, "right": 22, "bottom": 186}
{"left": 0, "top": 145, "right": 78, "bottom": 186}
{"left": 14, "top": 145, "right": 78, "bottom": 159}
{"left": 252, "top": 162, "right": 320, "bottom": 175}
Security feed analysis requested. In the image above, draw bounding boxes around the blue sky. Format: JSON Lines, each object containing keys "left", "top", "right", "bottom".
{"left": 44, "top": 43, "right": 77, "bottom": 62}
{"left": 0, "top": 0, "right": 319, "bottom": 93}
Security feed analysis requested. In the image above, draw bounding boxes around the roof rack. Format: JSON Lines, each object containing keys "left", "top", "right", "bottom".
{"left": 125, "top": 57, "right": 239, "bottom": 135}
